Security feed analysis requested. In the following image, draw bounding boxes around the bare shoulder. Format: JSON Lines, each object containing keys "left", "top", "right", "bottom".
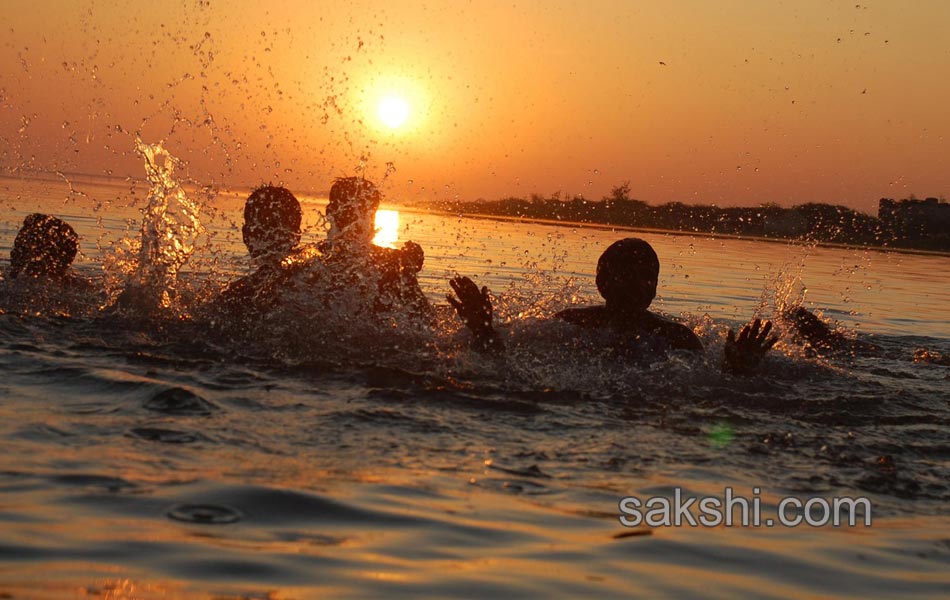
{"left": 645, "top": 312, "right": 704, "bottom": 352}
{"left": 555, "top": 306, "right": 609, "bottom": 328}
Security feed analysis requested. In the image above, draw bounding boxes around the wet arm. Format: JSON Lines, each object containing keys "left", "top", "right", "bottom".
{"left": 447, "top": 276, "right": 503, "bottom": 352}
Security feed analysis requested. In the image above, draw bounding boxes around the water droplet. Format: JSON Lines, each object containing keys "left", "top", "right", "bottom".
{"left": 167, "top": 504, "right": 243, "bottom": 525}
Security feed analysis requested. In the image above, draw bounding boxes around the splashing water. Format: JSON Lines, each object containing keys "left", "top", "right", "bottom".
{"left": 104, "top": 139, "right": 202, "bottom": 312}
{"left": 1, "top": 179, "right": 948, "bottom": 598}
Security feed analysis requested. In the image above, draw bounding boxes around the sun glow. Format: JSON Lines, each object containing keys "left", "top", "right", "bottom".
{"left": 378, "top": 96, "right": 410, "bottom": 129}
{"left": 360, "top": 74, "right": 428, "bottom": 134}
{"left": 373, "top": 209, "right": 400, "bottom": 248}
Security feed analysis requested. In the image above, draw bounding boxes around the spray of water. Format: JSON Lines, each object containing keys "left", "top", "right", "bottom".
{"left": 103, "top": 138, "right": 202, "bottom": 313}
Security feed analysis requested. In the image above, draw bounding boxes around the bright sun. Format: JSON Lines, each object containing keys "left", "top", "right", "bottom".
{"left": 378, "top": 96, "right": 410, "bottom": 129}
{"left": 373, "top": 209, "right": 400, "bottom": 248}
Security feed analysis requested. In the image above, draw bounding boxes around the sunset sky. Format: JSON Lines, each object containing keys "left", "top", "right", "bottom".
{"left": 1, "top": 0, "right": 948, "bottom": 212}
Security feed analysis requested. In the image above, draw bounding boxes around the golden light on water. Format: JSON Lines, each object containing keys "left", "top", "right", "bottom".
{"left": 373, "top": 209, "right": 399, "bottom": 248}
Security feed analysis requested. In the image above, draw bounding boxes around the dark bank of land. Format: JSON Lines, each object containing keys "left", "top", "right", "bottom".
{"left": 428, "top": 183, "right": 950, "bottom": 254}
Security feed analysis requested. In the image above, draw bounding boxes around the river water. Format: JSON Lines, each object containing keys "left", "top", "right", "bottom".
{"left": 0, "top": 174, "right": 947, "bottom": 599}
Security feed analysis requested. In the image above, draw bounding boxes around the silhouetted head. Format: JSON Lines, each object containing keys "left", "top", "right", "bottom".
{"left": 242, "top": 185, "right": 302, "bottom": 260}
{"left": 595, "top": 238, "right": 660, "bottom": 313}
{"left": 783, "top": 306, "right": 832, "bottom": 343}
{"left": 9, "top": 213, "right": 79, "bottom": 279}
{"left": 326, "top": 177, "right": 381, "bottom": 242}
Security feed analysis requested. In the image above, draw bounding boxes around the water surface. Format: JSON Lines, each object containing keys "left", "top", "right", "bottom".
{"left": 0, "top": 175, "right": 947, "bottom": 598}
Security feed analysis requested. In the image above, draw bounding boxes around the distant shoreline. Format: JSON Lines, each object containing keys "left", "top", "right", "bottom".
{"left": 416, "top": 208, "right": 950, "bottom": 258}
{"left": 4, "top": 171, "right": 947, "bottom": 257}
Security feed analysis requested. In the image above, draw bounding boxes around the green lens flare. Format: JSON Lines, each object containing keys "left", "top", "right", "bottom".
{"left": 709, "top": 423, "right": 735, "bottom": 448}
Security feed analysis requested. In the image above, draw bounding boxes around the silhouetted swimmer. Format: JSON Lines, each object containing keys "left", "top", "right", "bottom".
{"left": 449, "top": 237, "right": 778, "bottom": 374}
{"left": 320, "top": 176, "right": 431, "bottom": 319}
{"left": 782, "top": 305, "right": 879, "bottom": 357}
{"left": 5, "top": 213, "right": 88, "bottom": 288}
{"left": 8, "top": 213, "right": 78, "bottom": 278}
{"left": 557, "top": 238, "right": 704, "bottom": 352}
{"left": 782, "top": 304, "right": 950, "bottom": 366}
{"left": 785, "top": 304, "right": 950, "bottom": 367}
{"left": 211, "top": 185, "right": 317, "bottom": 318}
{"left": 323, "top": 176, "right": 382, "bottom": 249}
{"left": 242, "top": 184, "right": 304, "bottom": 261}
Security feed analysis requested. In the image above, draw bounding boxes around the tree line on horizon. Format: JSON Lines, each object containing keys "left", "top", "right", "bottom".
{"left": 431, "top": 183, "right": 950, "bottom": 251}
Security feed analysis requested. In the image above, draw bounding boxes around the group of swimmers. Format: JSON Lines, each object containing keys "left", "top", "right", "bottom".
{"left": 210, "top": 177, "right": 432, "bottom": 325}
{"left": 3, "top": 177, "right": 946, "bottom": 371}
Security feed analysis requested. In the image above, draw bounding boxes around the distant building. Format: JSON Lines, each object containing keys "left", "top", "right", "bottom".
{"left": 879, "top": 197, "right": 950, "bottom": 246}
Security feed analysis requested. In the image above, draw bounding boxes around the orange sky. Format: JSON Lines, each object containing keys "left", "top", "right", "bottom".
{"left": 1, "top": 0, "right": 948, "bottom": 212}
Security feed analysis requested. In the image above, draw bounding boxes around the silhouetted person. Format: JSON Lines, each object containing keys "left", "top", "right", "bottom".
{"left": 211, "top": 185, "right": 316, "bottom": 318}
{"left": 242, "top": 185, "right": 304, "bottom": 262}
{"left": 319, "top": 176, "right": 431, "bottom": 319}
{"left": 784, "top": 304, "right": 950, "bottom": 366}
{"left": 323, "top": 177, "right": 382, "bottom": 250}
{"left": 781, "top": 304, "right": 948, "bottom": 363}
{"left": 556, "top": 238, "right": 704, "bottom": 351}
{"left": 0, "top": 214, "right": 96, "bottom": 316}
{"left": 6, "top": 213, "right": 86, "bottom": 287}
{"left": 781, "top": 306, "right": 857, "bottom": 356}
{"left": 449, "top": 237, "right": 778, "bottom": 374}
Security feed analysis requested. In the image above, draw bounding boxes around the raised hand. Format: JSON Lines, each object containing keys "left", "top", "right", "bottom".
{"left": 723, "top": 318, "right": 779, "bottom": 375}
{"left": 447, "top": 276, "right": 499, "bottom": 349}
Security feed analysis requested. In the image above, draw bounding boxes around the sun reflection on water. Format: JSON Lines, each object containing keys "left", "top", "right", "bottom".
{"left": 373, "top": 209, "right": 399, "bottom": 248}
